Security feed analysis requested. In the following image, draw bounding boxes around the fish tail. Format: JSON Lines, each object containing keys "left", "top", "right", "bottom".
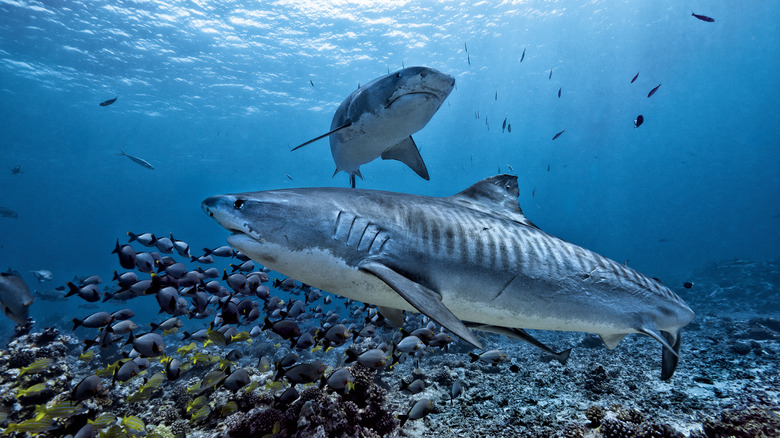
{"left": 72, "top": 318, "right": 82, "bottom": 330}
{"left": 65, "top": 282, "right": 79, "bottom": 297}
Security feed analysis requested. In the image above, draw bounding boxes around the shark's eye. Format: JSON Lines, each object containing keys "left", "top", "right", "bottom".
{"left": 234, "top": 199, "right": 245, "bottom": 210}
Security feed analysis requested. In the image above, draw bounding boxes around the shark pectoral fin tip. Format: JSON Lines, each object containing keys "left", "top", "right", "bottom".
{"left": 359, "top": 260, "right": 480, "bottom": 348}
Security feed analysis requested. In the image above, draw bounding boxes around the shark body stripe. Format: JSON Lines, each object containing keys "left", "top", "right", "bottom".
{"left": 203, "top": 174, "right": 695, "bottom": 379}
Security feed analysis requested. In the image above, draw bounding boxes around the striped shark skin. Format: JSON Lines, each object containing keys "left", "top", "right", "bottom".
{"left": 202, "top": 174, "right": 695, "bottom": 379}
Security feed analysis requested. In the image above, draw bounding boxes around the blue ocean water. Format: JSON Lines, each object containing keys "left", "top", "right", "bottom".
{"left": 0, "top": 2, "right": 779, "bottom": 436}
{"left": 2, "top": 0, "right": 779, "bottom": 293}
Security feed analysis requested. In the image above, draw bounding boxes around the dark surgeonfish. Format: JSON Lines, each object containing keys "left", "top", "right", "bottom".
{"left": 291, "top": 66, "right": 455, "bottom": 188}
{"left": 117, "top": 149, "right": 154, "bottom": 170}
{"left": 0, "top": 271, "right": 34, "bottom": 325}
{"left": 634, "top": 115, "right": 644, "bottom": 128}
{"left": 692, "top": 12, "right": 714, "bottom": 22}
{"left": 552, "top": 129, "right": 565, "bottom": 140}
{"left": 0, "top": 207, "right": 18, "bottom": 218}
{"left": 203, "top": 174, "right": 695, "bottom": 379}
{"left": 631, "top": 72, "right": 639, "bottom": 83}
{"left": 99, "top": 97, "right": 117, "bottom": 107}
{"left": 647, "top": 84, "right": 662, "bottom": 98}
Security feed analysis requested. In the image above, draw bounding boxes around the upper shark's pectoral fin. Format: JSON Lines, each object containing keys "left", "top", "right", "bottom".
{"left": 661, "top": 330, "right": 681, "bottom": 380}
{"left": 466, "top": 323, "right": 571, "bottom": 365}
{"left": 378, "top": 306, "right": 405, "bottom": 327}
{"left": 291, "top": 122, "right": 353, "bottom": 151}
{"left": 599, "top": 333, "right": 626, "bottom": 349}
{"left": 359, "top": 261, "right": 482, "bottom": 349}
{"left": 380, "top": 136, "right": 430, "bottom": 180}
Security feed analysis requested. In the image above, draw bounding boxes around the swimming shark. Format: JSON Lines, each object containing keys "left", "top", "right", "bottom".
{"left": 202, "top": 174, "right": 695, "bottom": 379}
{"left": 292, "top": 66, "right": 455, "bottom": 187}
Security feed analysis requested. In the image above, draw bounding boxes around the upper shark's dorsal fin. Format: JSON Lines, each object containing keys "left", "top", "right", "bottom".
{"left": 450, "top": 174, "right": 538, "bottom": 229}
{"left": 359, "top": 260, "right": 482, "bottom": 349}
{"left": 380, "top": 136, "right": 429, "bottom": 180}
{"left": 291, "top": 122, "right": 353, "bottom": 151}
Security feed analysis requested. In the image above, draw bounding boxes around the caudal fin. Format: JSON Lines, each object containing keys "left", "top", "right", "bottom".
{"left": 661, "top": 331, "right": 682, "bottom": 380}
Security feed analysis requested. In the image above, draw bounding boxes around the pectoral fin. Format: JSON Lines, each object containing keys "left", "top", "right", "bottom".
{"left": 291, "top": 122, "right": 352, "bottom": 151}
{"left": 359, "top": 261, "right": 481, "bottom": 348}
{"left": 380, "top": 136, "right": 430, "bottom": 180}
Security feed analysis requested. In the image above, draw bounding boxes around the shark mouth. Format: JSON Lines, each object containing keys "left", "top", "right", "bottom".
{"left": 385, "top": 91, "right": 440, "bottom": 109}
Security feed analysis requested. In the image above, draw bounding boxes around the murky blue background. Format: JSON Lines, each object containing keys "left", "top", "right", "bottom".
{"left": 1, "top": 1, "right": 778, "bottom": 326}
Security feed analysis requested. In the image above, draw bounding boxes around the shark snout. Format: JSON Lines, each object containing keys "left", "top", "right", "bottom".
{"left": 201, "top": 195, "right": 245, "bottom": 231}
{"left": 201, "top": 196, "right": 220, "bottom": 217}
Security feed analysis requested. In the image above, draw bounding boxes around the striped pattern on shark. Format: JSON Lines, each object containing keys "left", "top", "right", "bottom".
{"left": 202, "top": 174, "right": 695, "bottom": 379}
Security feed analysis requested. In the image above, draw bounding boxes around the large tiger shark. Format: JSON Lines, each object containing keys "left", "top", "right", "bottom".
{"left": 292, "top": 66, "right": 455, "bottom": 188}
{"left": 202, "top": 175, "right": 695, "bottom": 379}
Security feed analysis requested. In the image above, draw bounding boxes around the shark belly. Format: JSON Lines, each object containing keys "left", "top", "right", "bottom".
{"left": 331, "top": 93, "right": 440, "bottom": 174}
{"left": 227, "top": 233, "right": 414, "bottom": 311}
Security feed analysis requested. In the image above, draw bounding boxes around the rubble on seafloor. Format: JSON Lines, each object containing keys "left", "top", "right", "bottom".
{"left": 0, "top": 257, "right": 777, "bottom": 437}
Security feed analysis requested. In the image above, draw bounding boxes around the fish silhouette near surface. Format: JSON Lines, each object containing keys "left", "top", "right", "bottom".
{"left": 99, "top": 97, "right": 117, "bottom": 107}
{"left": 118, "top": 150, "right": 154, "bottom": 170}
{"left": 292, "top": 66, "right": 455, "bottom": 188}
{"left": 203, "top": 174, "right": 695, "bottom": 379}
{"left": 692, "top": 12, "right": 715, "bottom": 22}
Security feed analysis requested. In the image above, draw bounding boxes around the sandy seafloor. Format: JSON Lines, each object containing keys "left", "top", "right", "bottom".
{"left": 0, "top": 256, "right": 778, "bottom": 438}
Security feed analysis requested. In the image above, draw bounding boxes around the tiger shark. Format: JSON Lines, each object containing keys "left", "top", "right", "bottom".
{"left": 202, "top": 174, "right": 695, "bottom": 379}
{"left": 292, "top": 66, "right": 455, "bottom": 188}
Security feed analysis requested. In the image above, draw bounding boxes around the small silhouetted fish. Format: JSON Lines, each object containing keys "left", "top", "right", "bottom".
{"left": 451, "top": 380, "right": 462, "bottom": 404}
{"left": 117, "top": 150, "right": 154, "bottom": 170}
{"left": 557, "top": 87, "right": 561, "bottom": 98}
{"left": 547, "top": 164, "right": 550, "bottom": 172}
{"left": 647, "top": 84, "right": 661, "bottom": 98}
{"left": 692, "top": 12, "right": 714, "bottom": 22}
{"left": 286, "top": 173, "right": 293, "bottom": 180}
{"left": 309, "top": 79, "right": 314, "bottom": 87}
{"left": 10, "top": 165, "right": 21, "bottom": 174}
{"left": 99, "top": 97, "right": 117, "bottom": 107}
{"left": 634, "top": 115, "right": 644, "bottom": 128}
{"left": 464, "top": 42, "right": 468, "bottom": 52}
{"left": 507, "top": 123, "right": 511, "bottom": 133}
{"left": 683, "top": 282, "right": 694, "bottom": 289}
{"left": 467, "top": 53, "right": 470, "bottom": 65}
{"left": 0, "top": 207, "right": 18, "bottom": 218}
{"left": 549, "top": 69, "right": 552, "bottom": 79}
{"left": 502, "top": 117, "right": 507, "bottom": 132}
{"left": 495, "top": 91, "right": 497, "bottom": 101}
{"left": 552, "top": 129, "right": 565, "bottom": 140}
{"left": 631, "top": 72, "right": 639, "bottom": 83}
{"left": 520, "top": 48, "right": 525, "bottom": 62}
{"left": 398, "top": 398, "right": 433, "bottom": 427}
{"left": 71, "top": 375, "right": 102, "bottom": 401}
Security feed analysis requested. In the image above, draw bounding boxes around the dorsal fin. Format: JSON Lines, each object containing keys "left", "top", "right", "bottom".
{"left": 450, "top": 174, "right": 538, "bottom": 228}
